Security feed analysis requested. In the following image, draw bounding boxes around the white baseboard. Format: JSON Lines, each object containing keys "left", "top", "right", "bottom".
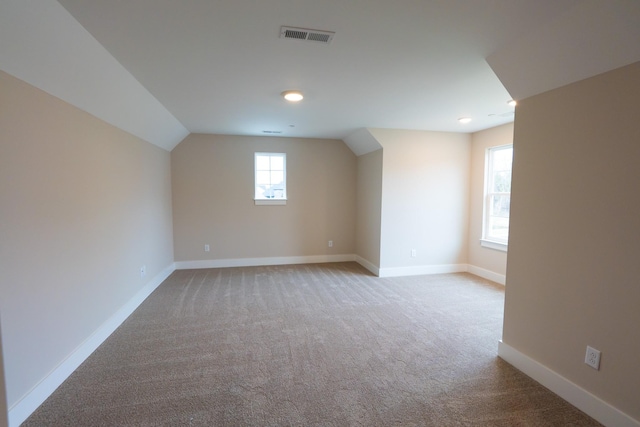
{"left": 498, "top": 341, "right": 639, "bottom": 427}
{"left": 353, "top": 261, "right": 506, "bottom": 284}
{"left": 378, "top": 263, "right": 467, "bottom": 278}
{"left": 8, "top": 264, "right": 175, "bottom": 427}
{"left": 174, "top": 254, "right": 356, "bottom": 270}
{"left": 354, "top": 256, "right": 380, "bottom": 276}
{"left": 174, "top": 258, "right": 506, "bottom": 288}
{"left": 466, "top": 264, "right": 506, "bottom": 285}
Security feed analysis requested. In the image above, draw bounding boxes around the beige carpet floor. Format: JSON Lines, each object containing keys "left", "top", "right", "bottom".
{"left": 24, "top": 262, "right": 601, "bottom": 426}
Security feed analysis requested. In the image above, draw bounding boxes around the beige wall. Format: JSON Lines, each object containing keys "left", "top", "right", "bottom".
{"left": 369, "top": 129, "right": 470, "bottom": 272}
{"left": 504, "top": 62, "right": 640, "bottom": 420}
{"left": 171, "top": 134, "right": 356, "bottom": 261}
{"left": 468, "top": 123, "right": 512, "bottom": 279}
{"left": 355, "top": 149, "right": 383, "bottom": 269}
{"left": 0, "top": 71, "right": 174, "bottom": 409}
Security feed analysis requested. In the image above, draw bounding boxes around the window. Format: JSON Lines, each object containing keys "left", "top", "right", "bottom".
{"left": 254, "top": 152, "right": 286, "bottom": 205}
{"left": 482, "top": 144, "right": 512, "bottom": 250}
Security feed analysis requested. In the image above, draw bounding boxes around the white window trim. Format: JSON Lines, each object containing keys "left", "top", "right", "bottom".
{"left": 255, "top": 199, "right": 287, "bottom": 206}
{"left": 480, "top": 239, "right": 508, "bottom": 252}
{"left": 254, "top": 152, "right": 287, "bottom": 205}
{"left": 482, "top": 144, "right": 512, "bottom": 250}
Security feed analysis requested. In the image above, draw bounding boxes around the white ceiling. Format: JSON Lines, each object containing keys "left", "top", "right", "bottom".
{"left": 2, "top": 0, "right": 640, "bottom": 150}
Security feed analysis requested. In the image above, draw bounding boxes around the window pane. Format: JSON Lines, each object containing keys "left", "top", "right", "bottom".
{"left": 491, "top": 147, "right": 512, "bottom": 193}
{"left": 256, "top": 171, "right": 271, "bottom": 185}
{"left": 270, "top": 171, "right": 284, "bottom": 185}
{"left": 493, "top": 147, "right": 512, "bottom": 170}
{"left": 270, "top": 155, "right": 284, "bottom": 171}
{"left": 490, "top": 194, "right": 510, "bottom": 217}
{"left": 492, "top": 170, "right": 511, "bottom": 193}
{"left": 483, "top": 144, "right": 512, "bottom": 244}
{"left": 488, "top": 216, "right": 509, "bottom": 241}
{"left": 262, "top": 185, "right": 275, "bottom": 198}
{"left": 255, "top": 152, "right": 286, "bottom": 201}
{"left": 256, "top": 155, "right": 270, "bottom": 170}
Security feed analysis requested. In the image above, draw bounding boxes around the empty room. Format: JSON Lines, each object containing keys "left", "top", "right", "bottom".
{"left": 1, "top": 1, "right": 639, "bottom": 426}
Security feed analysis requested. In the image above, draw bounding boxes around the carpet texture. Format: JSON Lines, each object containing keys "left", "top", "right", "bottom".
{"left": 24, "top": 262, "right": 601, "bottom": 426}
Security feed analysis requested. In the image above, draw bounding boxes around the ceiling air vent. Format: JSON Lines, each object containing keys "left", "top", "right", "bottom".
{"left": 280, "top": 26, "right": 335, "bottom": 44}
{"left": 489, "top": 111, "right": 515, "bottom": 118}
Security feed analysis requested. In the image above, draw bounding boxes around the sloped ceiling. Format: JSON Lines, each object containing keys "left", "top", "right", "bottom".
{"left": 1, "top": 0, "right": 639, "bottom": 151}
{"left": 0, "top": 0, "right": 189, "bottom": 151}
{"left": 487, "top": 0, "right": 640, "bottom": 101}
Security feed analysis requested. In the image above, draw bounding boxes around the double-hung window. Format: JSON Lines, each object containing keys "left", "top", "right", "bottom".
{"left": 254, "top": 152, "right": 286, "bottom": 205}
{"left": 482, "top": 144, "right": 512, "bottom": 251}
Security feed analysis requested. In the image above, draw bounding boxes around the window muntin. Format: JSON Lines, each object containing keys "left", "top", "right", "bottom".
{"left": 483, "top": 145, "right": 512, "bottom": 246}
{"left": 255, "top": 152, "right": 286, "bottom": 201}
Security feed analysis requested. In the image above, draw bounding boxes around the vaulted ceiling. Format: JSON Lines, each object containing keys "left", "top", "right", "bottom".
{"left": 2, "top": 0, "right": 639, "bottom": 150}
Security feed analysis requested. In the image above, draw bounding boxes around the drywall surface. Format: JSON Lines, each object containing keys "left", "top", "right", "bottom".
{"left": 171, "top": 134, "right": 356, "bottom": 261}
{"left": 344, "top": 128, "right": 383, "bottom": 156}
{"left": 355, "top": 149, "right": 383, "bottom": 269}
{"left": 0, "top": 71, "right": 174, "bottom": 409}
{"left": 468, "top": 123, "right": 512, "bottom": 279}
{"left": 369, "top": 129, "right": 470, "bottom": 272}
{"left": 504, "top": 62, "right": 640, "bottom": 421}
{"left": 0, "top": 0, "right": 188, "bottom": 150}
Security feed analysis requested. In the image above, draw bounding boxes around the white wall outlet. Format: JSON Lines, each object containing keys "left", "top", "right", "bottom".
{"left": 328, "top": 240, "right": 333, "bottom": 248}
{"left": 204, "top": 244, "right": 210, "bottom": 252}
{"left": 140, "top": 265, "right": 146, "bottom": 278}
{"left": 411, "top": 249, "right": 417, "bottom": 258}
{"left": 585, "top": 345, "right": 601, "bottom": 370}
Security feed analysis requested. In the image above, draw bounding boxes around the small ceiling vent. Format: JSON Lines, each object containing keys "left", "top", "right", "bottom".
{"left": 280, "top": 26, "right": 335, "bottom": 44}
{"left": 489, "top": 111, "right": 515, "bottom": 118}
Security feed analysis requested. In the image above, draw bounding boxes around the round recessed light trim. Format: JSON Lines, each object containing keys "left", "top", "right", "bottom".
{"left": 507, "top": 99, "right": 517, "bottom": 107}
{"left": 458, "top": 117, "right": 472, "bottom": 124}
{"left": 282, "top": 90, "right": 303, "bottom": 102}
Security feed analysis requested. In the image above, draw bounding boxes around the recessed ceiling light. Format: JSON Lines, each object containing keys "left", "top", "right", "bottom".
{"left": 507, "top": 99, "right": 517, "bottom": 107}
{"left": 282, "top": 90, "right": 303, "bottom": 102}
{"left": 458, "top": 117, "right": 472, "bottom": 124}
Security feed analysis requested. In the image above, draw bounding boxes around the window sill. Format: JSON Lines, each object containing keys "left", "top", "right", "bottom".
{"left": 480, "top": 239, "right": 508, "bottom": 252}
{"left": 255, "top": 199, "right": 287, "bottom": 206}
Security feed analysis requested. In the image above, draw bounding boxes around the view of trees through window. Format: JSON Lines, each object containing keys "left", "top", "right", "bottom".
{"left": 485, "top": 145, "right": 512, "bottom": 243}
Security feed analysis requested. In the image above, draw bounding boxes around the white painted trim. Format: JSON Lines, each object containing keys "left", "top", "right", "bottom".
{"left": 355, "top": 256, "right": 380, "bottom": 276}
{"left": 378, "top": 264, "right": 467, "bottom": 278}
{"left": 480, "top": 239, "right": 508, "bottom": 252}
{"left": 498, "top": 341, "right": 639, "bottom": 427}
{"left": 175, "top": 254, "right": 356, "bottom": 270}
{"left": 254, "top": 199, "right": 286, "bottom": 205}
{"left": 467, "top": 265, "right": 506, "bottom": 285}
{"left": 8, "top": 264, "right": 176, "bottom": 427}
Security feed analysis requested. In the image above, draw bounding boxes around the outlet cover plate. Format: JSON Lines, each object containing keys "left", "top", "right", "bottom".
{"left": 585, "top": 346, "right": 601, "bottom": 370}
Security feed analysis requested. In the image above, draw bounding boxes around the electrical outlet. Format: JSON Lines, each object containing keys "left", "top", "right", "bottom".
{"left": 585, "top": 346, "right": 601, "bottom": 370}
{"left": 411, "top": 249, "right": 417, "bottom": 258}
{"left": 328, "top": 240, "right": 333, "bottom": 248}
{"left": 204, "top": 244, "right": 210, "bottom": 252}
{"left": 140, "top": 265, "right": 146, "bottom": 278}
